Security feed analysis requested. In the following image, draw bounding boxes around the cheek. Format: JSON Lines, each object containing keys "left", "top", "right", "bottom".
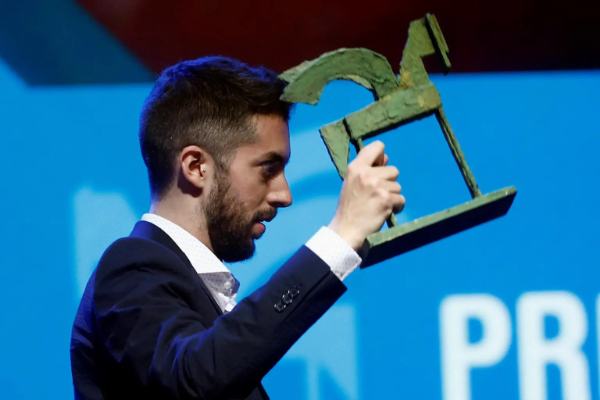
{"left": 231, "top": 174, "right": 269, "bottom": 208}
{"left": 226, "top": 160, "right": 270, "bottom": 206}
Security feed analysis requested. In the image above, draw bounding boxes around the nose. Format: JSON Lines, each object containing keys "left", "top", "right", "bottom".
{"left": 267, "top": 174, "right": 293, "bottom": 208}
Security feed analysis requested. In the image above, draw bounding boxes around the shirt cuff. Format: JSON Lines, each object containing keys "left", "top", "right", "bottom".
{"left": 305, "top": 226, "right": 362, "bottom": 281}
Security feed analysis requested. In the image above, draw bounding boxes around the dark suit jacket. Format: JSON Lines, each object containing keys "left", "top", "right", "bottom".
{"left": 70, "top": 221, "right": 347, "bottom": 400}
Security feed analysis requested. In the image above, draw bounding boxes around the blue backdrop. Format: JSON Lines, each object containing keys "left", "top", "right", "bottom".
{"left": 1, "top": 55, "right": 599, "bottom": 399}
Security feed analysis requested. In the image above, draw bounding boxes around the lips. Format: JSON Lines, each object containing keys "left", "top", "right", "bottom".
{"left": 256, "top": 210, "right": 277, "bottom": 224}
{"left": 252, "top": 210, "right": 276, "bottom": 239}
{"left": 253, "top": 221, "right": 266, "bottom": 238}
{"left": 261, "top": 215, "right": 275, "bottom": 223}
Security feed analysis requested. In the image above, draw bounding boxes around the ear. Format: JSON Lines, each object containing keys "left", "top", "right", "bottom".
{"left": 179, "top": 145, "right": 213, "bottom": 190}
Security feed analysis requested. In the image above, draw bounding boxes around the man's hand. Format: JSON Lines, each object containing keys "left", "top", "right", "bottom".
{"left": 328, "top": 141, "right": 405, "bottom": 251}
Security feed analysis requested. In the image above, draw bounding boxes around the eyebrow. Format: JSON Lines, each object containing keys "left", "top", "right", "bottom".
{"left": 261, "top": 151, "right": 290, "bottom": 165}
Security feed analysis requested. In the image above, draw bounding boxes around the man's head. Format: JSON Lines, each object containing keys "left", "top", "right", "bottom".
{"left": 139, "top": 56, "right": 294, "bottom": 262}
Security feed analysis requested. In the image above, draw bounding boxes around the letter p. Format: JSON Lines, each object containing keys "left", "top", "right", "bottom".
{"left": 440, "top": 294, "right": 512, "bottom": 400}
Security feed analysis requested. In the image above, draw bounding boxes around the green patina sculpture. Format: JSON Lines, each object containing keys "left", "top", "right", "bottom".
{"left": 280, "top": 14, "right": 517, "bottom": 268}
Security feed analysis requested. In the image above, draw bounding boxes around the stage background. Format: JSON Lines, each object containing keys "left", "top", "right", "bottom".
{"left": 0, "top": 1, "right": 599, "bottom": 399}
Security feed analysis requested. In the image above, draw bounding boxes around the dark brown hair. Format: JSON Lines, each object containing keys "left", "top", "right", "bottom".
{"left": 139, "top": 56, "right": 293, "bottom": 198}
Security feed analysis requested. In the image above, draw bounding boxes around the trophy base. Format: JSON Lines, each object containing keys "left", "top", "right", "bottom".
{"left": 359, "top": 186, "right": 517, "bottom": 268}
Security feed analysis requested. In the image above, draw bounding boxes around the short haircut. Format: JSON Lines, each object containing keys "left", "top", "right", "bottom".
{"left": 139, "top": 56, "right": 293, "bottom": 198}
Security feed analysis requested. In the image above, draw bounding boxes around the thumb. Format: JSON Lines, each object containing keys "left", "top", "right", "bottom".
{"left": 355, "top": 141, "right": 385, "bottom": 167}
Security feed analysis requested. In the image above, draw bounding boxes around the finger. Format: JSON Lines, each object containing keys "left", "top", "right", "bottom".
{"left": 381, "top": 180, "right": 401, "bottom": 194}
{"left": 392, "top": 204, "right": 405, "bottom": 214}
{"left": 383, "top": 154, "right": 389, "bottom": 166}
{"left": 390, "top": 194, "right": 406, "bottom": 213}
{"left": 372, "top": 165, "right": 400, "bottom": 180}
{"left": 372, "top": 149, "right": 386, "bottom": 167}
{"left": 354, "top": 141, "right": 385, "bottom": 167}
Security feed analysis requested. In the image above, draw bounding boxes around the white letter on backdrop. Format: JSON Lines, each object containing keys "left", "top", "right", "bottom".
{"left": 517, "top": 291, "right": 590, "bottom": 400}
{"left": 440, "top": 294, "right": 511, "bottom": 400}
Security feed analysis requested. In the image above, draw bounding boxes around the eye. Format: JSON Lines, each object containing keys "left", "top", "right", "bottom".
{"left": 261, "top": 161, "right": 280, "bottom": 178}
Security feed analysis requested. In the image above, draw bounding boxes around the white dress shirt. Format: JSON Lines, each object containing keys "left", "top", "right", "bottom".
{"left": 141, "top": 213, "right": 362, "bottom": 313}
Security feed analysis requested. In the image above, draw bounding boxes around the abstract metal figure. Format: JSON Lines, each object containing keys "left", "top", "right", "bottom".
{"left": 280, "top": 14, "right": 517, "bottom": 267}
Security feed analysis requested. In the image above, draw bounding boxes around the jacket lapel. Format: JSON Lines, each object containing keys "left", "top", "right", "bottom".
{"left": 131, "top": 221, "right": 270, "bottom": 400}
{"left": 129, "top": 221, "right": 224, "bottom": 318}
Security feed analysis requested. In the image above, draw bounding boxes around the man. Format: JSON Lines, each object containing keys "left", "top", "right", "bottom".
{"left": 70, "top": 56, "right": 405, "bottom": 400}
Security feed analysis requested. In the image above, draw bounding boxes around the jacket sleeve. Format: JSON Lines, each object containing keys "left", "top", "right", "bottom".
{"left": 92, "top": 239, "right": 347, "bottom": 399}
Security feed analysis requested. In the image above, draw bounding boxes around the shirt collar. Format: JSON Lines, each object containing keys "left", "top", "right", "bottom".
{"left": 141, "top": 213, "right": 230, "bottom": 275}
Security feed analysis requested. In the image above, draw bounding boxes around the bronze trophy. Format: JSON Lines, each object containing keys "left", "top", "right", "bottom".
{"left": 280, "top": 14, "right": 516, "bottom": 267}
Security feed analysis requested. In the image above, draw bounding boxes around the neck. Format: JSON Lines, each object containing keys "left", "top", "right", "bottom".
{"left": 149, "top": 194, "right": 214, "bottom": 253}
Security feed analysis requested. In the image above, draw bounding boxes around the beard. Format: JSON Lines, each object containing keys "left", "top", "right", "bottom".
{"left": 205, "top": 170, "right": 277, "bottom": 263}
